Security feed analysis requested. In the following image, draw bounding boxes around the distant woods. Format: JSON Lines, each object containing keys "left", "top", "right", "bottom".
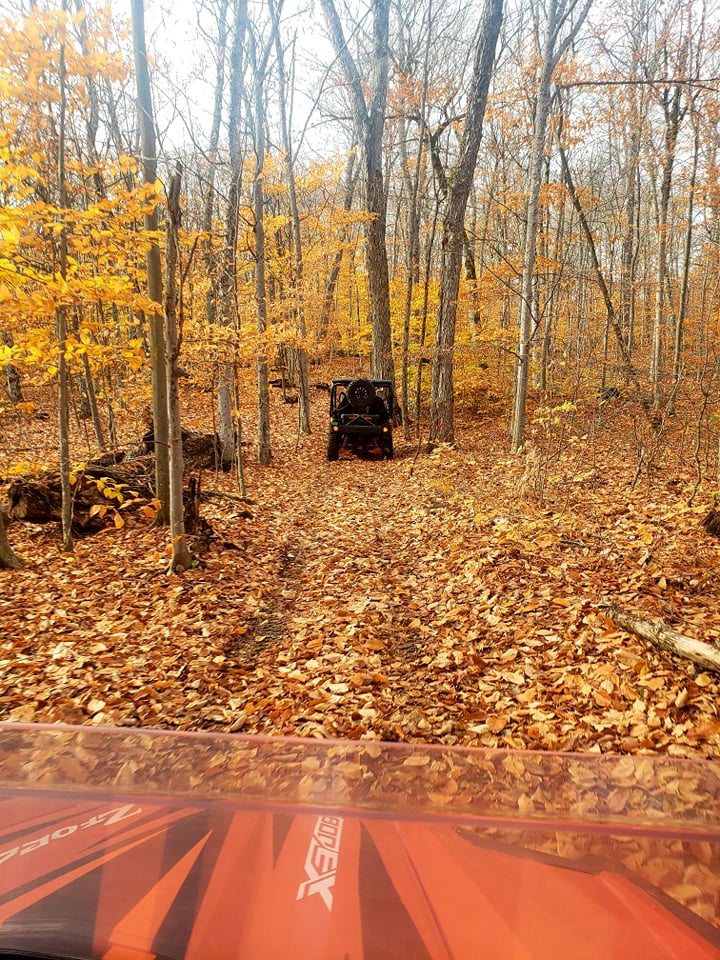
{"left": 1, "top": 0, "right": 720, "bottom": 499}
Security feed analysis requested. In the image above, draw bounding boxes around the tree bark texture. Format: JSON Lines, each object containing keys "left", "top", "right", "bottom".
{"left": 164, "top": 162, "right": 194, "bottom": 573}
{"left": 250, "top": 22, "right": 281, "bottom": 465}
{"left": 397, "top": 3, "right": 432, "bottom": 438}
{"left": 510, "top": 7, "right": 557, "bottom": 454}
{"left": 132, "top": 0, "right": 170, "bottom": 523}
{"left": 217, "top": 0, "right": 249, "bottom": 470}
{"left": 428, "top": 0, "right": 504, "bottom": 445}
{"left": 201, "top": 0, "right": 230, "bottom": 330}
{"left": 57, "top": 32, "right": 73, "bottom": 552}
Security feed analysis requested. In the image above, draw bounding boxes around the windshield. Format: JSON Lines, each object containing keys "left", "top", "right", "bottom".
{"left": 1, "top": 723, "right": 719, "bottom": 960}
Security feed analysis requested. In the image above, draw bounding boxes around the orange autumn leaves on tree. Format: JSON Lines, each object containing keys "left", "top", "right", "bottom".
{"left": 0, "top": 7, "right": 164, "bottom": 400}
{"left": 0, "top": 3, "right": 497, "bottom": 407}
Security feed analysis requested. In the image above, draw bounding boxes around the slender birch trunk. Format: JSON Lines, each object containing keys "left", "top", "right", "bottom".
{"left": 57, "top": 16, "right": 73, "bottom": 551}
{"left": 165, "top": 162, "right": 193, "bottom": 574}
{"left": 672, "top": 113, "right": 699, "bottom": 392}
{"left": 219, "top": 0, "right": 249, "bottom": 472}
{"left": 650, "top": 83, "right": 684, "bottom": 409}
{"left": 271, "top": 0, "right": 310, "bottom": 434}
{"left": 318, "top": 150, "right": 358, "bottom": 341}
{"left": 131, "top": 0, "right": 170, "bottom": 522}
{"left": 249, "top": 19, "right": 282, "bottom": 465}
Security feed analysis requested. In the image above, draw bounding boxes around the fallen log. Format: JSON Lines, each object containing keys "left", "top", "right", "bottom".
{"left": 601, "top": 602, "right": 720, "bottom": 674}
{"left": 141, "top": 428, "right": 223, "bottom": 470}
{"left": 3, "top": 430, "right": 223, "bottom": 536}
{"left": 5, "top": 458, "right": 157, "bottom": 532}
{"left": 6, "top": 476, "right": 63, "bottom": 525}
{"left": 701, "top": 501, "right": 720, "bottom": 538}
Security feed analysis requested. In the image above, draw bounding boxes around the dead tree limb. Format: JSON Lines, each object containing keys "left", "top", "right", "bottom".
{"left": 602, "top": 602, "right": 720, "bottom": 674}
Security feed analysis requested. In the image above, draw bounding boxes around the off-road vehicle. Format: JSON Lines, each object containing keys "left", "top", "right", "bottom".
{"left": 327, "top": 377, "right": 394, "bottom": 461}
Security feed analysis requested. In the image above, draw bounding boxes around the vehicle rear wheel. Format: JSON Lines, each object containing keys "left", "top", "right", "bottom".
{"left": 383, "top": 434, "right": 394, "bottom": 460}
{"left": 327, "top": 431, "right": 340, "bottom": 461}
{"left": 347, "top": 378, "right": 376, "bottom": 410}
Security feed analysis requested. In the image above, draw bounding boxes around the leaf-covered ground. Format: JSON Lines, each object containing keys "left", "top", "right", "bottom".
{"left": 2, "top": 380, "right": 720, "bottom": 759}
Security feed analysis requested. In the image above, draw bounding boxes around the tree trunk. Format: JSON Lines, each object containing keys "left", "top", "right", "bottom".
{"left": 0, "top": 513, "right": 22, "bottom": 570}
{"left": 397, "top": 3, "right": 432, "bottom": 439}
{"left": 619, "top": 22, "right": 644, "bottom": 369}
{"left": 672, "top": 112, "right": 699, "bottom": 393}
{"left": 272, "top": 0, "right": 310, "bottom": 435}
{"left": 399, "top": 111, "right": 423, "bottom": 439}
{"left": 650, "top": 83, "right": 684, "bottom": 409}
{"left": 318, "top": 149, "right": 358, "bottom": 341}
{"left": 164, "top": 162, "right": 194, "bottom": 574}
{"left": 428, "top": 0, "right": 504, "bottom": 445}
{"left": 510, "top": 20, "right": 555, "bottom": 453}
{"left": 201, "top": 0, "right": 230, "bottom": 330}
{"left": 250, "top": 23, "right": 280, "bottom": 465}
{"left": 215, "top": 376, "right": 234, "bottom": 470}
{"left": 619, "top": 130, "right": 639, "bottom": 364}
{"left": 202, "top": 0, "right": 233, "bottom": 470}
{"left": 603, "top": 603, "right": 720, "bottom": 674}
{"left": 57, "top": 28, "right": 73, "bottom": 552}
{"left": 415, "top": 199, "right": 441, "bottom": 434}
{"left": 510, "top": 0, "right": 593, "bottom": 453}
{"left": 320, "top": 0, "right": 395, "bottom": 384}
{"left": 1, "top": 331, "right": 23, "bottom": 405}
{"left": 131, "top": 0, "right": 170, "bottom": 523}
{"left": 5, "top": 361, "right": 22, "bottom": 405}
{"left": 218, "top": 0, "right": 249, "bottom": 471}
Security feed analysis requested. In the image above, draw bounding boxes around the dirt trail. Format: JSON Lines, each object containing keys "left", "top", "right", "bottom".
{"left": 1, "top": 388, "right": 720, "bottom": 758}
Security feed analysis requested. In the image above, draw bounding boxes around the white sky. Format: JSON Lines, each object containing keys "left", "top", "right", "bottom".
{"left": 142, "top": 0, "right": 339, "bottom": 158}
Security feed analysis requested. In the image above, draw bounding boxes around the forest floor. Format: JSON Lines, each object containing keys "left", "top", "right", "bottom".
{"left": 2, "top": 374, "right": 720, "bottom": 760}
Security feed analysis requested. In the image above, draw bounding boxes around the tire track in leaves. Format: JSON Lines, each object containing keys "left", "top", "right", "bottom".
{"left": 211, "top": 412, "right": 720, "bottom": 759}
{"left": 233, "top": 448, "right": 489, "bottom": 742}
{"left": 2, "top": 387, "right": 720, "bottom": 760}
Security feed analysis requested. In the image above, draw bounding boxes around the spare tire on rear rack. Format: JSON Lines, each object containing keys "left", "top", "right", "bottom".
{"left": 346, "top": 378, "right": 376, "bottom": 410}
